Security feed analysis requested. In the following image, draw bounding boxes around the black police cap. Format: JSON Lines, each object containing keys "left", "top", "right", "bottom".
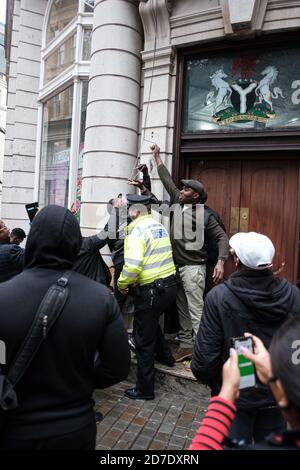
{"left": 126, "top": 194, "right": 152, "bottom": 205}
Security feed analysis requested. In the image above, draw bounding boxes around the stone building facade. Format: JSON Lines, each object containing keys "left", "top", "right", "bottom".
{"left": 2, "top": 0, "right": 300, "bottom": 279}
{"left": 0, "top": 21, "right": 7, "bottom": 213}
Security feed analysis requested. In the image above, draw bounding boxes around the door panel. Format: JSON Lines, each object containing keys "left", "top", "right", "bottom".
{"left": 189, "top": 160, "right": 241, "bottom": 278}
{"left": 189, "top": 158, "right": 299, "bottom": 283}
{"left": 241, "top": 160, "right": 299, "bottom": 281}
{"left": 189, "top": 160, "right": 241, "bottom": 235}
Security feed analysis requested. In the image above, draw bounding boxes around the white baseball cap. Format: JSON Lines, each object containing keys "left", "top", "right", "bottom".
{"left": 229, "top": 232, "right": 275, "bottom": 270}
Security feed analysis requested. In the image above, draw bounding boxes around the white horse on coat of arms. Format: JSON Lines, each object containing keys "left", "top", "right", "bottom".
{"left": 255, "top": 66, "right": 284, "bottom": 110}
{"left": 205, "top": 69, "right": 232, "bottom": 113}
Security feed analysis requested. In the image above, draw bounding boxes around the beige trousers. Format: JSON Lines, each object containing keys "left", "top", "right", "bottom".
{"left": 176, "top": 264, "right": 206, "bottom": 348}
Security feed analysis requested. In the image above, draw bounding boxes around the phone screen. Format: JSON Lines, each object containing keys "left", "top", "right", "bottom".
{"left": 233, "top": 337, "right": 256, "bottom": 389}
{"left": 25, "top": 202, "right": 39, "bottom": 222}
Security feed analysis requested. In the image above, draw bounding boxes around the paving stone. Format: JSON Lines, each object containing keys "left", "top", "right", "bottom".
{"left": 146, "top": 419, "right": 161, "bottom": 430}
{"left": 125, "top": 426, "right": 143, "bottom": 439}
{"left": 158, "top": 423, "right": 176, "bottom": 434}
{"left": 173, "top": 426, "right": 190, "bottom": 438}
{"left": 141, "top": 427, "right": 157, "bottom": 438}
{"left": 133, "top": 436, "right": 153, "bottom": 448}
{"left": 155, "top": 431, "right": 170, "bottom": 443}
{"left": 112, "top": 419, "right": 130, "bottom": 431}
{"left": 132, "top": 416, "right": 147, "bottom": 426}
{"left": 150, "top": 411, "right": 164, "bottom": 422}
{"left": 95, "top": 379, "right": 209, "bottom": 451}
{"left": 126, "top": 405, "right": 140, "bottom": 415}
{"left": 149, "top": 440, "right": 167, "bottom": 450}
{"left": 137, "top": 409, "right": 153, "bottom": 418}
{"left": 169, "top": 435, "right": 187, "bottom": 448}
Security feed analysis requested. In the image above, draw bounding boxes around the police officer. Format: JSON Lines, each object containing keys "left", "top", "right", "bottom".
{"left": 118, "top": 194, "right": 177, "bottom": 400}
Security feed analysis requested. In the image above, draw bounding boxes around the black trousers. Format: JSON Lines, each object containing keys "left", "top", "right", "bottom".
{"left": 114, "top": 263, "right": 127, "bottom": 311}
{"left": 133, "top": 283, "right": 177, "bottom": 395}
{"left": 229, "top": 406, "right": 285, "bottom": 443}
{"left": 0, "top": 421, "right": 96, "bottom": 450}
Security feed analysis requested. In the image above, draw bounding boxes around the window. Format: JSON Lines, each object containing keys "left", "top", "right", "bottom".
{"left": 82, "top": 29, "right": 92, "bottom": 61}
{"left": 73, "top": 81, "right": 89, "bottom": 221}
{"left": 84, "top": 0, "right": 94, "bottom": 13}
{"left": 44, "top": 33, "right": 77, "bottom": 83}
{"left": 39, "top": 86, "right": 74, "bottom": 207}
{"left": 39, "top": 0, "right": 94, "bottom": 209}
{"left": 47, "top": 0, "right": 79, "bottom": 44}
{"left": 183, "top": 46, "right": 300, "bottom": 133}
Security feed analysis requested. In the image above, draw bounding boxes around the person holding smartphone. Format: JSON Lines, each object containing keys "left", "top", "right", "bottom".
{"left": 191, "top": 232, "right": 300, "bottom": 443}
{"left": 190, "top": 318, "right": 300, "bottom": 450}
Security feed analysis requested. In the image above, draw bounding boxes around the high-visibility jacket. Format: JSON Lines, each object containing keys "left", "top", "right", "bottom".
{"left": 117, "top": 214, "right": 176, "bottom": 288}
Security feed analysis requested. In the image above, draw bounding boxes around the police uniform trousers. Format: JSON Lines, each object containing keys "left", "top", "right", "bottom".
{"left": 133, "top": 280, "right": 177, "bottom": 395}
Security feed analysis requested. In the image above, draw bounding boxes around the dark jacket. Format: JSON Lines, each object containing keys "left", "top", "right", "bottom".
{"left": 73, "top": 235, "right": 111, "bottom": 286}
{"left": 191, "top": 269, "right": 300, "bottom": 409}
{"left": 94, "top": 207, "right": 130, "bottom": 268}
{"left": 157, "top": 164, "right": 229, "bottom": 266}
{"left": 105, "top": 207, "right": 129, "bottom": 267}
{"left": 0, "top": 243, "right": 24, "bottom": 283}
{"left": 0, "top": 205, "right": 130, "bottom": 440}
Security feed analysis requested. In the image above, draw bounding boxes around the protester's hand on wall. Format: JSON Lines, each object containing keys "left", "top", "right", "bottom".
{"left": 138, "top": 164, "right": 149, "bottom": 176}
{"left": 128, "top": 179, "right": 144, "bottom": 190}
{"left": 150, "top": 144, "right": 162, "bottom": 166}
{"left": 241, "top": 333, "right": 273, "bottom": 385}
{"left": 212, "top": 259, "right": 224, "bottom": 283}
{"left": 219, "top": 348, "right": 240, "bottom": 404}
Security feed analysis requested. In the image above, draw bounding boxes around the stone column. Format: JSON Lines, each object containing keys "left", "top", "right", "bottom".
{"left": 81, "top": 0, "right": 143, "bottom": 233}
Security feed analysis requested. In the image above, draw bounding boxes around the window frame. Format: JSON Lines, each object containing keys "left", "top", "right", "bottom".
{"left": 172, "top": 33, "right": 300, "bottom": 183}
{"left": 35, "top": 0, "right": 93, "bottom": 208}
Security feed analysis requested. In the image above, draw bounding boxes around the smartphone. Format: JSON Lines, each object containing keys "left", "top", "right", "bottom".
{"left": 25, "top": 202, "right": 39, "bottom": 222}
{"left": 231, "top": 336, "right": 256, "bottom": 389}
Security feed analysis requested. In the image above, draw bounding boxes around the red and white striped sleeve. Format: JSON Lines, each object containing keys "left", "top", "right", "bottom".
{"left": 189, "top": 396, "right": 236, "bottom": 451}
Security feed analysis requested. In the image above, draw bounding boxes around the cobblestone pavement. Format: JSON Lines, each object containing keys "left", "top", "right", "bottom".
{"left": 94, "top": 381, "right": 209, "bottom": 451}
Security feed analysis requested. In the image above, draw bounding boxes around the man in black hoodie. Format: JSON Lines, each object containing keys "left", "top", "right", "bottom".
{"left": 0, "top": 220, "right": 24, "bottom": 283}
{"left": 191, "top": 231, "right": 300, "bottom": 444}
{"left": 0, "top": 205, "right": 130, "bottom": 450}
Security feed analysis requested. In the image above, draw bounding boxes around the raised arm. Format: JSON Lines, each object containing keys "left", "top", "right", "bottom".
{"left": 151, "top": 144, "right": 180, "bottom": 204}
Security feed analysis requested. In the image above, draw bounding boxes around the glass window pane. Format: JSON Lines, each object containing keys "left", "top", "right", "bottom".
{"left": 82, "top": 29, "right": 92, "bottom": 61}
{"left": 183, "top": 47, "right": 300, "bottom": 133}
{"left": 39, "top": 86, "right": 74, "bottom": 207}
{"left": 84, "top": 0, "right": 94, "bottom": 13}
{"left": 45, "top": 33, "right": 76, "bottom": 84}
{"left": 47, "top": 0, "right": 79, "bottom": 43}
{"left": 72, "top": 81, "right": 89, "bottom": 221}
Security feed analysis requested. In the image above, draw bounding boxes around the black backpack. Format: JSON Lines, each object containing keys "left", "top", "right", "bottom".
{"left": 204, "top": 207, "right": 227, "bottom": 267}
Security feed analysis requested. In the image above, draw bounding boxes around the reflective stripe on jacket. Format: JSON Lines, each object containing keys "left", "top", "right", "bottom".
{"left": 117, "top": 214, "right": 175, "bottom": 288}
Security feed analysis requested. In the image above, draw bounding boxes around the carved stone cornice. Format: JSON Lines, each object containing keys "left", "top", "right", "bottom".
{"left": 220, "top": 0, "right": 268, "bottom": 37}
{"left": 139, "top": 0, "right": 174, "bottom": 49}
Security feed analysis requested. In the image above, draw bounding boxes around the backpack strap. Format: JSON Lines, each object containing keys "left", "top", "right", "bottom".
{"left": 0, "top": 271, "right": 71, "bottom": 411}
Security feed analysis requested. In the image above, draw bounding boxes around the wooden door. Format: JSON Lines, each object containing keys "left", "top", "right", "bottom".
{"left": 189, "top": 158, "right": 300, "bottom": 282}
{"left": 241, "top": 160, "right": 299, "bottom": 281}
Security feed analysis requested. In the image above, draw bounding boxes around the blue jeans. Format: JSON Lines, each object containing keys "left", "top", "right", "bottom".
{"left": 229, "top": 406, "right": 285, "bottom": 444}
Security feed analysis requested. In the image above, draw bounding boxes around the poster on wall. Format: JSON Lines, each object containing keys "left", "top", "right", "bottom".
{"left": 183, "top": 47, "right": 300, "bottom": 132}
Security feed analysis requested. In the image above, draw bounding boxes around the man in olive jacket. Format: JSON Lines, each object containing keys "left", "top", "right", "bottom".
{"left": 151, "top": 145, "right": 229, "bottom": 362}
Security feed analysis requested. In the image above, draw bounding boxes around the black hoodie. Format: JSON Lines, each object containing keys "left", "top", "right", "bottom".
{"left": 0, "top": 205, "right": 130, "bottom": 440}
{"left": 191, "top": 269, "right": 300, "bottom": 409}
